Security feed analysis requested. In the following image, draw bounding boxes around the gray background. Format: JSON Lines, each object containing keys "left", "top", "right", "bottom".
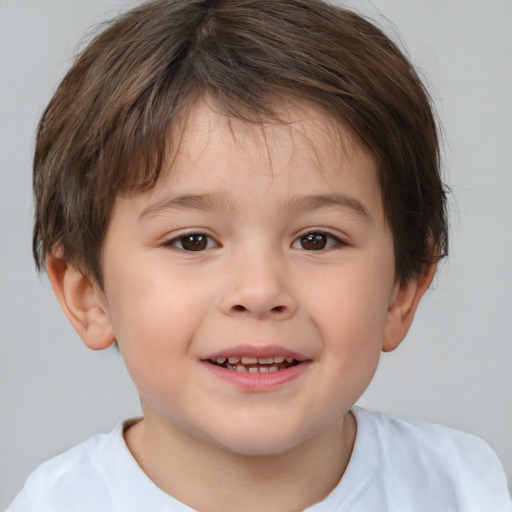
{"left": 1, "top": 0, "right": 511, "bottom": 508}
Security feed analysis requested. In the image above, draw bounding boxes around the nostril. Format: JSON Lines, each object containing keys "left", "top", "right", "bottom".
{"left": 228, "top": 303, "right": 291, "bottom": 317}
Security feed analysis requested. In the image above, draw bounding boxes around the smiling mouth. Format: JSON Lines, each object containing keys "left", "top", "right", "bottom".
{"left": 208, "top": 356, "right": 300, "bottom": 373}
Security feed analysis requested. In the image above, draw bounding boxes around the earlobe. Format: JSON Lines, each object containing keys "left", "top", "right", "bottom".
{"left": 382, "top": 263, "right": 436, "bottom": 353}
{"left": 46, "top": 250, "right": 115, "bottom": 351}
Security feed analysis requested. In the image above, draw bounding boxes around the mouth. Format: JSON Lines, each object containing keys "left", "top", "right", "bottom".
{"left": 202, "top": 347, "right": 310, "bottom": 390}
{"left": 208, "top": 355, "right": 300, "bottom": 373}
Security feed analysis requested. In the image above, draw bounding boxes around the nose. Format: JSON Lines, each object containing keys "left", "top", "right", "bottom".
{"left": 218, "top": 248, "right": 298, "bottom": 320}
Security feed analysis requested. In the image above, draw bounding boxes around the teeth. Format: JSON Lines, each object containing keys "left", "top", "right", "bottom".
{"left": 215, "top": 355, "right": 298, "bottom": 371}
{"left": 223, "top": 356, "right": 294, "bottom": 364}
{"left": 241, "top": 365, "right": 280, "bottom": 373}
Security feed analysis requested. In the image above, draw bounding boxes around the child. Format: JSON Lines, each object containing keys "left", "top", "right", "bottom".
{"left": 7, "top": 0, "right": 511, "bottom": 510}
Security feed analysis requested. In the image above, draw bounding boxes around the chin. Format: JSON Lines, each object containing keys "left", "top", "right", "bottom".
{"left": 209, "top": 423, "right": 310, "bottom": 457}
{"left": 221, "top": 440, "right": 301, "bottom": 457}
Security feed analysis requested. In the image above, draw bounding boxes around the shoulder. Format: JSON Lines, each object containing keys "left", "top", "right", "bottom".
{"left": 355, "top": 406, "right": 497, "bottom": 462}
{"left": 350, "top": 407, "right": 511, "bottom": 511}
{"left": 7, "top": 421, "right": 128, "bottom": 512}
{"left": 7, "top": 418, "right": 186, "bottom": 512}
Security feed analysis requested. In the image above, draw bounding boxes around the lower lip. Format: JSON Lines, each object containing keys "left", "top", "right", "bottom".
{"left": 201, "top": 361, "right": 310, "bottom": 391}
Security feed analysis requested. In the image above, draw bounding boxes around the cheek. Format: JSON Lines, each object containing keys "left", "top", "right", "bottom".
{"left": 104, "top": 260, "right": 213, "bottom": 366}
{"left": 306, "top": 260, "right": 392, "bottom": 388}
{"left": 313, "top": 265, "right": 392, "bottom": 340}
{"left": 105, "top": 273, "right": 205, "bottom": 408}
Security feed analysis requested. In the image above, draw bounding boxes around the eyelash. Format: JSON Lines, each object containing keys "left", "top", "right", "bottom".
{"left": 292, "top": 231, "right": 345, "bottom": 251}
{"left": 164, "top": 231, "right": 344, "bottom": 252}
{"left": 164, "top": 233, "right": 219, "bottom": 252}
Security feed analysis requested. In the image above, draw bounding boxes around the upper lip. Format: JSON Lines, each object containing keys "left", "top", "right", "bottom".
{"left": 202, "top": 345, "right": 310, "bottom": 362}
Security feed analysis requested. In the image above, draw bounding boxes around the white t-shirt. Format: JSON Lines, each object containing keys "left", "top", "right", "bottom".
{"left": 7, "top": 407, "right": 511, "bottom": 512}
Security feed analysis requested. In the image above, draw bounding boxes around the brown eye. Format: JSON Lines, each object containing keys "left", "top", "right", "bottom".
{"left": 300, "top": 233, "right": 327, "bottom": 250}
{"left": 171, "top": 234, "right": 216, "bottom": 251}
{"left": 292, "top": 232, "right": 343, "bottom": 251}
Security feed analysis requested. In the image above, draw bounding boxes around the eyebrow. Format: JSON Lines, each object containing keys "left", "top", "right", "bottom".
{"left": 282, "top": 193, "right": 373, "bottom": 222}
{"left": 138, "top": 191, "right": 373, "bottom": 223}
{"left": 138, "top": 192, "right": 235, "bottom": 221}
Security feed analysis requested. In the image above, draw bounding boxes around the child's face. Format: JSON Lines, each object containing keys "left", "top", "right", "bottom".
{"left": 99, "top": 101, "right": 401, "bottom": 455}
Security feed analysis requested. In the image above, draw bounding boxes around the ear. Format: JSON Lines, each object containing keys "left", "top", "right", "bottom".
{"left": 46, "top": 249, "right": 115, "bottom": 351}
{"left": 382, "top": 263, "right": 436, "bottom": 353}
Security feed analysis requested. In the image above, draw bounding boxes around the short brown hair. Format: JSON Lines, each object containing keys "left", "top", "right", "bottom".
{"left": 33, "top": 0, "right": 448, "bottom": 286}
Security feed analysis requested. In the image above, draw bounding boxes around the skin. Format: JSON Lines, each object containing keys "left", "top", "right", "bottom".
{"left": 47, "top": 100, "right": 434, "bottom": 512}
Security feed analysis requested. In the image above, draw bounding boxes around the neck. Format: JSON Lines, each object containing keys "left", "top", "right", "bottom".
{"left": 125, "top": 410, "right": 356, "bottom": 512}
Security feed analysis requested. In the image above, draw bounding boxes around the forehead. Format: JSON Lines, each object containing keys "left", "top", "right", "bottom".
{"left": 160, "top": 98, "right": 376, "bottom": 188}
{"left": 114, "top": 98, "right": 384, "bottom": 228}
